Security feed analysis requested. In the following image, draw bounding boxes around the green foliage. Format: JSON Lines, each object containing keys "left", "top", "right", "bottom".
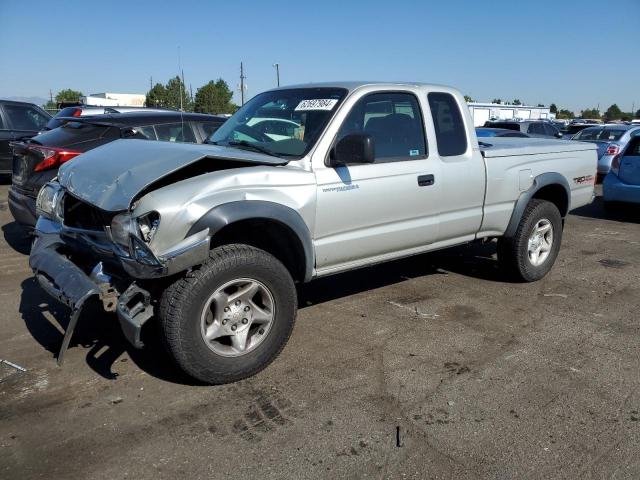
{"left": 194, "top": 79, "right": 236, "bottom": 114}
{"left": 55, "top": 89, "right": 83, "bottom": 103}
{"left": 512, "top": 99, "right": 522, "bottom": 105}
{"left": 636, "top": 109, "right": 640, "bottom": 118}
{"left": 463, "top": 95, "right": 474, "bottom": 103}
{"left": 549, "top": 103, "right": 558, "bottom": 114}
{"left": 165, "top": 76, "right": 192, "bottom": 111}
{"left": 556, "top": 109, "right": 575, "bottom": 119}
{"left": 536, "top": 104, "right": 545, "bottom": 107}
{"left": 581, "top": 108, "right": 600, "bottom": 119}
{"left": 491, "top": 98, "right": 502, "bottom": 104}
{"left": 44, "top": 101, "right": 57, "bottom": 110}
{"left": 145, "top": 83, "right": 167, "bottom": 108}
{"left": 604, "top": 104, "right": 623, "bottom": 121}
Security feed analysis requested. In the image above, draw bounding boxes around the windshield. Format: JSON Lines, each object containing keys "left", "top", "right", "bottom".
{"left": 209, "top": 87, "right": 348, "bottom": 158}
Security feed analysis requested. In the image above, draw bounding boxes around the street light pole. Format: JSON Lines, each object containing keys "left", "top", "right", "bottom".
{"left": 273, "top": 63, "right": 280, "bottom": 87}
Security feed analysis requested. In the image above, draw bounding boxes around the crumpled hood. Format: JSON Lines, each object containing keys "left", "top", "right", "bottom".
{"left": 58, "top": 139, "right": 288, "bottom": 211}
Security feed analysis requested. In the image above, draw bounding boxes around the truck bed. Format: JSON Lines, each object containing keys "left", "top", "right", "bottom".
{"left": 480, "top": 137, "right": 597, "bottom": 158}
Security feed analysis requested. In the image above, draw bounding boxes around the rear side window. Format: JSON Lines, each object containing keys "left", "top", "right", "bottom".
{"left": 543, "top": 124, "right": 558, "bottom": 136}
{"left": 428, "top": 92, "right": 467, "bottom": 156}
{"left": 154, "top": 122, "right": 196, "bottom": 143}
{"left": 598, "top": 129, "right": 625, "bottom": 141}
{"left": 4, "top": 104, "right": 49, "bottom": 131}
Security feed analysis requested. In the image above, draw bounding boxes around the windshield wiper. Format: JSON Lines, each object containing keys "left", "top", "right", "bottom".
{"left": 225, "top": 140, "right": 279, "bottom": 157}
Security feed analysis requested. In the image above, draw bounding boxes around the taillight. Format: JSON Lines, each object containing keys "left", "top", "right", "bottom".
{"left": 610, "top": 154, "right": 621, "bottom": 175}
{"left": 71, "top": 108, "right": 82, "bottom": 117}
{"left": 606, "top": 144, "right": 620, "bottom": 155}
{"left": 29, "top": 145, "right": 82, "bottom": 172}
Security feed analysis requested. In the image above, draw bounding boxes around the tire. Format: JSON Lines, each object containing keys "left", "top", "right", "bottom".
{"left": 159, "top": 244, "right": 297, "bottom": 384}
{"left": 497, "top": 199, "right": 563, "bottom": 282}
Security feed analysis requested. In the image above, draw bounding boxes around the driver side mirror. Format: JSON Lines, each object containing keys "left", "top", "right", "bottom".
{"left": 328, "top": 133, "right": 375, "bottom": 167}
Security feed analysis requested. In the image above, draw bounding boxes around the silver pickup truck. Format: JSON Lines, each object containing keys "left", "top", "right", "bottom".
{"left": 30, "top": 82, "right": 597, "bottom": 384}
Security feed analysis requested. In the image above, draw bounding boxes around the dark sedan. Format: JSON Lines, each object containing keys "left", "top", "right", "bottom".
{"left": 9, "top": 111, "right": 226, "bottom": 228}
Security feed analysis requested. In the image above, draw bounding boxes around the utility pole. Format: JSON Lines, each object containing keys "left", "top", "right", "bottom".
{"left": 240, "top": 62, "right": 246, "bottom": 106}
{"left": 273, "top": 63, "right": 280, "bottom": 87}
{"left": 49, "top": 89, "right": 53, "bottom": 105}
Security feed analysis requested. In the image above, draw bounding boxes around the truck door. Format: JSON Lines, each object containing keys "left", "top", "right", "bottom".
{"left": 425, "top": 92, "right": 485, "bottom": 241}
{"left": 313, "top": 91, "right": 441, "bottom": 272}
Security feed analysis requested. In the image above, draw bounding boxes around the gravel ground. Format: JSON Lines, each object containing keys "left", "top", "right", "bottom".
{"left": 0, "top": 184, "right": 639, "bottom": 480}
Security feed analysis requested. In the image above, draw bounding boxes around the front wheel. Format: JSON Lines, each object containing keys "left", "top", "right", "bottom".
{"left": 159, "top": 244, "right": 297, "bottom": 384}
{"left": 497, "top": 199, "right": 563, "bottom": 282}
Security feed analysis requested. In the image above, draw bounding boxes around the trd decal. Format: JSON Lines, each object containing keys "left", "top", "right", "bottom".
{"left": 573, "top": 175, "right": 594, "bottom": 185}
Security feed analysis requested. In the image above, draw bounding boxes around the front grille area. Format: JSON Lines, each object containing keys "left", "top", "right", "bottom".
{"left": 62, "top": 194, "right": 112, "bottom": 231}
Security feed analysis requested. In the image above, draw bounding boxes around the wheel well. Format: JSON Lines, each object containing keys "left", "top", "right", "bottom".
{"left": 210, "top": 219, "right": 307, "bottom": 282}
{"left": 532, "top": 184, "right": 569, "bottom": 217}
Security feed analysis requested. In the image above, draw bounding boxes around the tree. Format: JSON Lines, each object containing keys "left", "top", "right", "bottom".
{"left": 463, "top": 95, "right": 474, "bottom": 103}
{"left": 536, "top": 103, "right": 545, "bottom": 108}
{"left": 604, "top": 104, "right": 623, "bottom": 121}
{"left": 549, "top": 103, "right": 558, "bottom": 114}
{"left": 165, "top": 76, "right": 192, "bottom": 111}
{"left": 145, "top": 83, "right": 167, "bottom": 108}
{"left": 556, "top": 109, "right": 575, "bottom": 119}
{"left": 581, "top": 108, "right": 600, "bottom": 119}
{"left": 491, "top": 98, "right": 502, "bottom": 104}
{"left": 635, "top": 109, "right": 640, "bottom": 118}
{"left": 55, "top": 89, "right": 83, "bottom": 104}
{"left": 194, "top": 79, "right": 235, "bottom": 114}
{"left": 513, "top": 99, "right": 522, "bottom": 105}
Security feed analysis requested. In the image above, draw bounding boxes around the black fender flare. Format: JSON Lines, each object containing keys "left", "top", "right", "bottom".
{"left": 504, "top": 172, "right": 571, "bottom": 238}
{"left": 186, "top": 200, "right": 314, "bottom": 282}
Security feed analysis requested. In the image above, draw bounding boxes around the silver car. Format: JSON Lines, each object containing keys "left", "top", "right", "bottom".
{"left": 571, "top": 124, "right": 640, "bottom": 177}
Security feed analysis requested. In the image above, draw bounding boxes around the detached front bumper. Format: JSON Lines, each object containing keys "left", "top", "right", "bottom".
{"left": 29, "top": 231, "right": 154, "bottom": 363}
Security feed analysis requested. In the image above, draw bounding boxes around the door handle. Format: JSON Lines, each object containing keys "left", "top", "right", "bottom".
{"left": 417, "top": 174, "right": 435, "bottom": 187}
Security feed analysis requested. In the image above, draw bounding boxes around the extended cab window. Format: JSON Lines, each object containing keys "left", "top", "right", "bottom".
{"left": 428, "top": 92, "right": 467, "bottom": 156}
{"left": 337, "top": 92, "right": 427, "bottom": 162}
{"left": 154, "top": 122, "right": 196, "bottom": 143}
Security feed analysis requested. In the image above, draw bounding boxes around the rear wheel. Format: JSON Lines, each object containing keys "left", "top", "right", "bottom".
{"left": 497, "top": 199, "right": 563, "bottom": 282}
{"left": 159, "top": 244, "right": 297, "bottom": 384}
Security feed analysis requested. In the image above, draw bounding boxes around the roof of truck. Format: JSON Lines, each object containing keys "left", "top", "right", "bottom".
{"left": 270, "top": 81, "right": 453, "bottom": 92}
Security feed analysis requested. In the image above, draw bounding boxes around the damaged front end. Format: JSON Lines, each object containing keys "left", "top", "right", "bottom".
{"left": 30, "top": 182, "right": 210, "bottom": 364}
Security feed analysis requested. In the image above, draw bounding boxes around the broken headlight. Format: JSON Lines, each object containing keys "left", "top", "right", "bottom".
{"left": 36, "top": 182, "right": 64, "bottom": 221}
{"left": 110, "top": 211, "right": 161, "bottom": 265}
{"left": 137, "top": 211, "right": 160, "bottom": 243}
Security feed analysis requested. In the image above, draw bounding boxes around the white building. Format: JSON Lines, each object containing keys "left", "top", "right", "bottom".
{"left": 82, "top": 92, "right": 146, "bottom": 107}
{"left": 468, "top": 102, "right": 554, "bottom": 126}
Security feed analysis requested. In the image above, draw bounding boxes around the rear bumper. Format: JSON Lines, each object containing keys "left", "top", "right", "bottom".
{"left": 598, "top": 154, "right": 615, "bottom": 175}
{"left": 8, "top": 186, "right": 37, "bottom": 228}
{"left": 602, "top": 173, "right": 640, "bottom": 204}
{"left": 29, "top": 231, "right": 154, "bottom": 353}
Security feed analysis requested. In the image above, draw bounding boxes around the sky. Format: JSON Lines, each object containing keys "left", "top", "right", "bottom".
{"left": 1, "top": 0, "right": 638, "bottom": 113}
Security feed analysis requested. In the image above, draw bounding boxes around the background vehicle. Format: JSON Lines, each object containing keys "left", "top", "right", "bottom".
{"left": 0, "top": 100, "right": 51, "bottom": 174}
{"left": 29, "top": 82, "right": 597, "bottom": 385}
{"left": 571, "top": 124, "right": 640, "bottom": 177}
{"left": 475, "top": 127, "right": 529, "bottom": 138}
{"left": 483, "top": 120, "right": 564, "bottom": 139}
{"left": 559, "top": 123, "right": 599, "bottom": 139}
{"left": 9, "top": 111, "right": 226, "bottom": 228}
{"left": 602, "top": 136, "right": 640, "bottom": 209}
{"left": 44, "top": 105, "right": 169, "bottom": 131}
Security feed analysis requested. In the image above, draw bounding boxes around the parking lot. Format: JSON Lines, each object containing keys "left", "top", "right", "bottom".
{"left": 0, "top": 183, "right": 638, "bottom": 479}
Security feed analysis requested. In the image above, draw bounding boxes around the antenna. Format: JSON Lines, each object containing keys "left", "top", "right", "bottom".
{"left": 240, "top": 62, "right": 246, "bottom": 106}
{"left": 178, "top": 46, "right": 184, "bottom": 136}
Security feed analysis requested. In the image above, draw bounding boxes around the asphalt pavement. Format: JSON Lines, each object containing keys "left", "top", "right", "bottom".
{"left": 1, "top": 184, "right": 639, "bottom": 479}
